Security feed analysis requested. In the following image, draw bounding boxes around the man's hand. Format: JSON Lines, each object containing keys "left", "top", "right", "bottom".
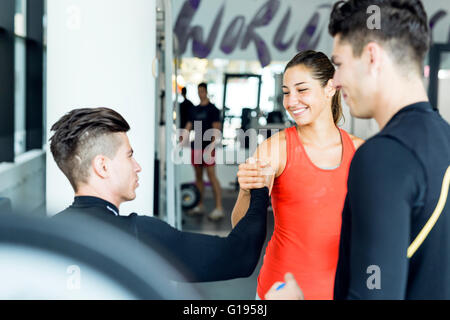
{"left": 179, "top": 130, "right": 190, "bottom": 147}
{"left": 180, "top": 122, "right": 193, "bottom": 147}
{"left": 237, "top": 158, "right": 269, "bottom": 192}
{"left": 264, "top": 273, "right": 305, "bottom": 300}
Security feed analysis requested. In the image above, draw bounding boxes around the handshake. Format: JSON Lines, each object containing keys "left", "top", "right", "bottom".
{"left": 237, "top": 158, "right": 276, "bottom": 195}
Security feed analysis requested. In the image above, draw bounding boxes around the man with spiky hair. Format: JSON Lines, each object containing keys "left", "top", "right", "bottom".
{"left": 265, "top": 0, "right": 449, "bottom": 300}
{"left": 50, "top": 107, "right": 269, "bottom": 283}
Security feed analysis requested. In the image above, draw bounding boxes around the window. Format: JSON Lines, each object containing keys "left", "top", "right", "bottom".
{"left": 14, "top": 0, "right": 27, "bottom": 156}
{"left": 0, "top": 0, "right": 44, "bottom": 163}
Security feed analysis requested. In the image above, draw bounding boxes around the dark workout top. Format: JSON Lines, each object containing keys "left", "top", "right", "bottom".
{"left": 187, "top": 103, "right": 221, "bottom": 150}
{"left": 53, "top": 188, "right": 269, "bottom": 282}
{"left": 334, "top": 102, "right": 450, "bottom": 299}
{"left": 180, "top": 98, "right": 194, "bottom": 129}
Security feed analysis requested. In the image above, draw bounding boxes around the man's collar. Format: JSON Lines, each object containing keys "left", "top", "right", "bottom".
{"left": 384, "top": 101, "right": 433, "bottom": 129}
{"left": 72, "top": 196, "right": 119, "bottom": 216}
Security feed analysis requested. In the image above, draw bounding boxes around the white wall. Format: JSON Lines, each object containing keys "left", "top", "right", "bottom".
{"left": 46, "top": 0, "right": 156, "bottom": 216}
{"left": 439, "top": 77, "right": 450, "bottom": 123}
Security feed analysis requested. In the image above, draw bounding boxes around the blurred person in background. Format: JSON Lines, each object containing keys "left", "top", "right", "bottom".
{"left": 179, "top": 87, "right": 193, "bottom": 130}
{"left": 183, "top": 82, "right": 224, "bottom": 221}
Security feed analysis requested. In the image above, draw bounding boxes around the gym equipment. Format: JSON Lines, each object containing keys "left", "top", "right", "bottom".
{"left": 0, "top": 212, "right": 204, "bottom": 299}
{"left": 181, "top": 183, "right": 200, "bottom": 210}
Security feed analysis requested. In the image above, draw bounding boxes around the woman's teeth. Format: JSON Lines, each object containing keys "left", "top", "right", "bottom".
{"left": 292, "top": 107, "right": 308, "bottom": 115}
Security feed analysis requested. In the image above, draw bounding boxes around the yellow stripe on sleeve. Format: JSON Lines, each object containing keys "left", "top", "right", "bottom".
{"left": 407, "top": 166, "right": 450, "bottom": 258}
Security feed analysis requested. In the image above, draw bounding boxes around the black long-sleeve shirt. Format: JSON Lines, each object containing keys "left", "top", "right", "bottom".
{"left": 53, "top": 188, "right": 269, "bottom": 282}
{"left": 334, "top": 102, "right": 450, "bottom": 299}
{"left": 334, "top": 137, "right": 425, "bottom": 299}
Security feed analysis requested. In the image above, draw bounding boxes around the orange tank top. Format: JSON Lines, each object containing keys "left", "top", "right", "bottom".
{"left": 257, "top": 126, "right": 356, "bottom": 300}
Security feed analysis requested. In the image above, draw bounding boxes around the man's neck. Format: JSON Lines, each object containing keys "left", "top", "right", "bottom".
{"left": 75, "top": 185, "right": 121, "bottom": 209}
{"left": 374, "top": 75, "right": 429, "bottom": 129}
{"left": 200, "top": 99, "right": 209, "bottom": 106}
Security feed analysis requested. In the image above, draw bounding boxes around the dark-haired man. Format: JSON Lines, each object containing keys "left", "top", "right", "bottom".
{"left": 184, "top": 82, "right": 224, "bottom": 220}
{"left": 265, "top": 0, "right": 449, "bottom": 300}
{"left": 180, "top": 87, "right": 193, "bottom": 130}
{"left": 51, "top": 107, "right": 269, "bottom": 283}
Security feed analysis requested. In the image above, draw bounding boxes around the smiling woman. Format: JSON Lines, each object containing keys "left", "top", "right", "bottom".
{"left": 231, "top": 50, "right": 365, "bottom": 300}
{"left": 283, "top": 51, "right": 343, "bottom": 127}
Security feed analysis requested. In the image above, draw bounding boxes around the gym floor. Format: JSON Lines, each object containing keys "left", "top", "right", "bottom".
{"left": 180, "top": 187, "right": 275, "bottom": 300}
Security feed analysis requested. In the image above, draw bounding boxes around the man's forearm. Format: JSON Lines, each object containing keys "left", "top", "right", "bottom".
{"left": 177, "top": 188, "right": 268, "bottom": 282}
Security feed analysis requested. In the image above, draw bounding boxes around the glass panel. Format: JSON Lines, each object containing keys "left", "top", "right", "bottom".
{"left": 14, "top": 0, "right": 28, "bottom": 156}
{"left": 438, "top": 52, "right": 450, "bottom": 123}
{"left": 223, "top": 76, "right": 260, "bottom": 147}
{"left": 224, "top": 77, "right": 259, "bottom": 117}
{"left": 14, "top": 37, "right": 26, "bottom": 156}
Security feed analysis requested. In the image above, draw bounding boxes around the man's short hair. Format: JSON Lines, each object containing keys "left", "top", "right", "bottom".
{"left": 49, "top": 107, "right": 130, "bottom": 191}
{"left": 329, "top": 0, "right": 430, "bottom": 75}
{"left": 198, "top": 82, "right": 208, "bottom": 91}
{"left": 181, "top": 87, "right": 187, "bottom": 96}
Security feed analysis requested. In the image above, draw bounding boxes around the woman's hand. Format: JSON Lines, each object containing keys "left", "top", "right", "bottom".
{"left": 237, "top": 158, "right": 270, "bottom": 192}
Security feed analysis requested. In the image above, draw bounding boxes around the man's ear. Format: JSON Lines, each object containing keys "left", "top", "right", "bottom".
{"left": 92, "top": 154, "right": 109, "bottom": 179}
{"left": 364, "top": 42, "right": 383, "bottom": 76}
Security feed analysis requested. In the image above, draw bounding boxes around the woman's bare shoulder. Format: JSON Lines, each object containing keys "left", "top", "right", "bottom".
{"left": 257, "top": 129, "right": 286, "bottom": 150}
{"left": 253, "top": 128, "right": 287, "bottom": 175}
{"left": 348, "top": 133, "right": 365, "bottom": 150}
